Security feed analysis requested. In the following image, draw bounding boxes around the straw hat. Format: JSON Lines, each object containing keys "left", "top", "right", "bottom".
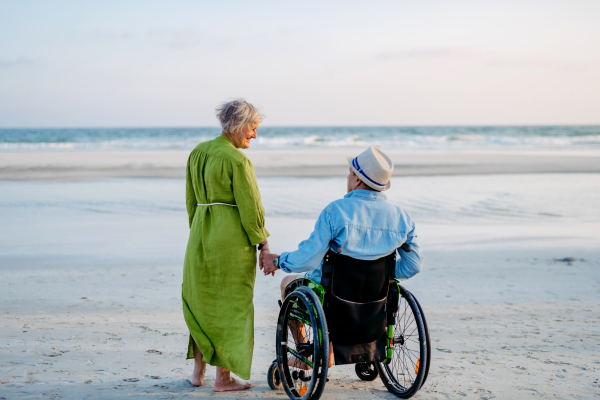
{"left": 346, "top": 147, "right": 394, "bottom": 191}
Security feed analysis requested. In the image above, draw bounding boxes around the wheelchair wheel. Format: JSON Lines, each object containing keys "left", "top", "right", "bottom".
{"left": 410, "top": 292, "right": 431, "bottom": 389}
{"left": 376, "top": 288, "right": 427, "bottom": 399}
{"left": 355, "top": 362, "right": 378, "bottom": 381}
{"left": 276, "top": 287, "right": 329, "bottom": 400}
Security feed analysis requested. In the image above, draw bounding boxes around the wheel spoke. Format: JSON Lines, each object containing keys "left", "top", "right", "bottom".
{"left": 401, "top": 316, "right": 415, "bottom": 336}
{"left": 400, "top": 348, "right": 412, "bottom": 386}
{"left": 405, "top": 347, "right": 420, "bottom": 357}
{"left": 404, "top": 325, "right": 418, "bottom": 338}
{"left": 402, "top": 348, "right": 415, "bottom": 382}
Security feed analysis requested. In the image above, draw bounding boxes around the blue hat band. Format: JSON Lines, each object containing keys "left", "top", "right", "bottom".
{"left": 352, "top": 157, "right": 385, "bottom": 188}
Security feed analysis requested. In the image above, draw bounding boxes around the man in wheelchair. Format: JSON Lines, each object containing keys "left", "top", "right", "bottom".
{"left": 261, "top": 146, "right": 423, "bottom": 297}
{"left": 261, "top": 147, "right": 424, "bottom": 367}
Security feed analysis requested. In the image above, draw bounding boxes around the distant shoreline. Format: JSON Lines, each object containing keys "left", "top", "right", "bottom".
{"left": 1, "top": 151, "right": 600, "bottom": 180}
{"left": 1, "top": 125, "right": 599, "bottom": 153}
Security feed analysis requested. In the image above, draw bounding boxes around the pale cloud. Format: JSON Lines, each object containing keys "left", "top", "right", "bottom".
{"left": 558, "top": 62, "right": 597, "bottom": 73}
{"left": 88, "top": 29, "right": 135, "bottom": 41}
{"left": 169, "top": 27, "right": 200, "bottom": 49}
{"left": 146, "top": 27, "right": 202, "bottom": 48}
{"left": 0, "top": 56, "right": 41, "bottom": 68}
{"left": 377, "top": 47, "right": 478, "bottom": 60}
{"left": 485, "top": 56, "right": 559, "bottom": 68}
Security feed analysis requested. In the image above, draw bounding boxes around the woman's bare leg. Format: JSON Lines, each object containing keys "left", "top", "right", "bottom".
{"left": 188, "top": 340, "right": 206, "bottom": 386}
{"left": 213, "top": 367, "right": 252, "bottom": 392}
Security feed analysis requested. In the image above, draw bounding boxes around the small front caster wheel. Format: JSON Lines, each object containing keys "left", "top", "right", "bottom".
{"left": 267, "top": 360, "right": 282, "bottom": 390}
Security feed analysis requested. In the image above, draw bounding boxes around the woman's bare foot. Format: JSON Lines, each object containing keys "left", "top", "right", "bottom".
{"left": 213, "top": 367, "right": 252, "bottom": 392}
{"left": 187, "top": 372, "right": 205, "bottom": 386}
{"left": 213, "top": 376, "right": 252, "bottom": 392}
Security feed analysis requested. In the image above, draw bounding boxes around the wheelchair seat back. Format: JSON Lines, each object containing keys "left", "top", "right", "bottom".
{"left": 328, "top": 252, "right": 390, "bottom": 303}
{"left": 321, "top": 250, "right": 396, "bottom": 364}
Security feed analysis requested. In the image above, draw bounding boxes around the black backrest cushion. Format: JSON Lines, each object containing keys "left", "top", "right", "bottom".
{"left": 331, "top": 252, "right": 393, "bottom": 302}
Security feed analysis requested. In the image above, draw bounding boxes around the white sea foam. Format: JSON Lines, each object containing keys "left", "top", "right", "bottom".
{"left": 1, "top": 126, "right": 599, "bottom": 152}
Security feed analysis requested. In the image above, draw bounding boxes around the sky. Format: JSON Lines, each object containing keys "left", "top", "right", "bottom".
{"left": 0, "top": 0, "right": 599, "bottom": 127}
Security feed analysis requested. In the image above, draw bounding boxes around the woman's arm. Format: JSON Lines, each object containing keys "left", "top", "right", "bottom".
{"left": 185, "top": 157, "right": 198, "bottom": 228}
{"left": 232, "top": 158, "right": 270, "bottom": 245}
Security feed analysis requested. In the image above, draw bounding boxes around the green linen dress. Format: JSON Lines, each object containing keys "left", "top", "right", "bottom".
{"left": 182, "top": 135, "right": 269, "bottom": 380}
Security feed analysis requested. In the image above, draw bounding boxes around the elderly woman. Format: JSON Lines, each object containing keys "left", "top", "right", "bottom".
{"left": 182, "top": 99, "right": 269, "bottom": 392}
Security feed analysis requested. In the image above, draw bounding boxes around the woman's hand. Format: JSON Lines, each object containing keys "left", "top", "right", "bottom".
{"left": 262, "top": 252, "right": 280, "bottom": 276}
{"left": 259, "top": 243, "right": 272, "bottom": 273}
{"left": 258, "top": 242, "right": 280, "bottom": 276}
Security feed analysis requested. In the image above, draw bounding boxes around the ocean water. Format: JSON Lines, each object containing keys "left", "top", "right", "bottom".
{"left": 1, "top": 126, "right": 599, "bottom": 152}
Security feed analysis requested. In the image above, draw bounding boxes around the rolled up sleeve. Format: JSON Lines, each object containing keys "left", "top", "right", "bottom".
{"left": 232, "top": 158, "right": 270, "bottom": 245}
{"left": 395, "top": 223, "right": 424, "bottom": 280}
{"left": 279, "top": 208, "right": 334, "bottom": 274}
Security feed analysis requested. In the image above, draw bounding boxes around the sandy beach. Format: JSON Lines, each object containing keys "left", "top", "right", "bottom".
{"left": 1, "top": 166, "right": 599, "bottom": 399}
{"left": 1, "top": 238, "right": 599, "bottom": 399}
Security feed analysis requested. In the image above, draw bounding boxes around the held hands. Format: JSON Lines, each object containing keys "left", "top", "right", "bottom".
{"left": 262, "top": 252, "right": 280, "bottom": 275}
{"left": 259, "top": 243, "right": 280, "bottom": 276}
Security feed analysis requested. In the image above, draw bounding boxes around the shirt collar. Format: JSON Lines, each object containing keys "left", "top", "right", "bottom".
{"left": 344, "top": 189, "right": 388, "bottom": 201}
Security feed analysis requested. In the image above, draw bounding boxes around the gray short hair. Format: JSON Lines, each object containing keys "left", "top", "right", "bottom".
{"left": 216, "top": 98, "right": 264, "bottom": 134}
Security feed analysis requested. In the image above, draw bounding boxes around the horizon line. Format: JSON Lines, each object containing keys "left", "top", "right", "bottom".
{"left": 1, "top": 123, "right": 600, "bottom": 130}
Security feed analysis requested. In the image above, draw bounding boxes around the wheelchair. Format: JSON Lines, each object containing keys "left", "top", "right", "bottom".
{"left": 267, "top": 245, "right": 431, "bottom": 400}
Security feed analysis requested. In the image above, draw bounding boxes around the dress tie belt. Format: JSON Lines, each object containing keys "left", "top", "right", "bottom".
{"left": 197, "top": 202, "right": 237, "bottom": 207}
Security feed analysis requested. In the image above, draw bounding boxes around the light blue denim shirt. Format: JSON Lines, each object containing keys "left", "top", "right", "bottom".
{"left": 279, "top": 189, "right": 423, "bottom": 283}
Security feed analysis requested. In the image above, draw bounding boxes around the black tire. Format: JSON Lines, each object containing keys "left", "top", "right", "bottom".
{"left": 409, "top": 292, "right": 431, "bottom": 389}
{"left": 296, "top": 286, "right": 329, "bottom": 400}
{"left": 268, "top": 360, "right": 282, "bottom": 390}
{"left": 276, "top": 287, "right": 329, "bottom": 400}
{"left": 376, "top": 288, "right": 427, "bottom": 399}
{"left": 355, "top": 362, "right": 378, "bottom": 381}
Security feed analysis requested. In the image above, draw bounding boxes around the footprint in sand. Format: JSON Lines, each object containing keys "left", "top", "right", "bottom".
{"left": 474, "top": 388, "right": 495, "bottom": 399}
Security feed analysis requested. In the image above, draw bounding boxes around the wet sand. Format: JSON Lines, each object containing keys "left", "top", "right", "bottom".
{"left": 1, "top": 150, "right": 600, "bottom": 180}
